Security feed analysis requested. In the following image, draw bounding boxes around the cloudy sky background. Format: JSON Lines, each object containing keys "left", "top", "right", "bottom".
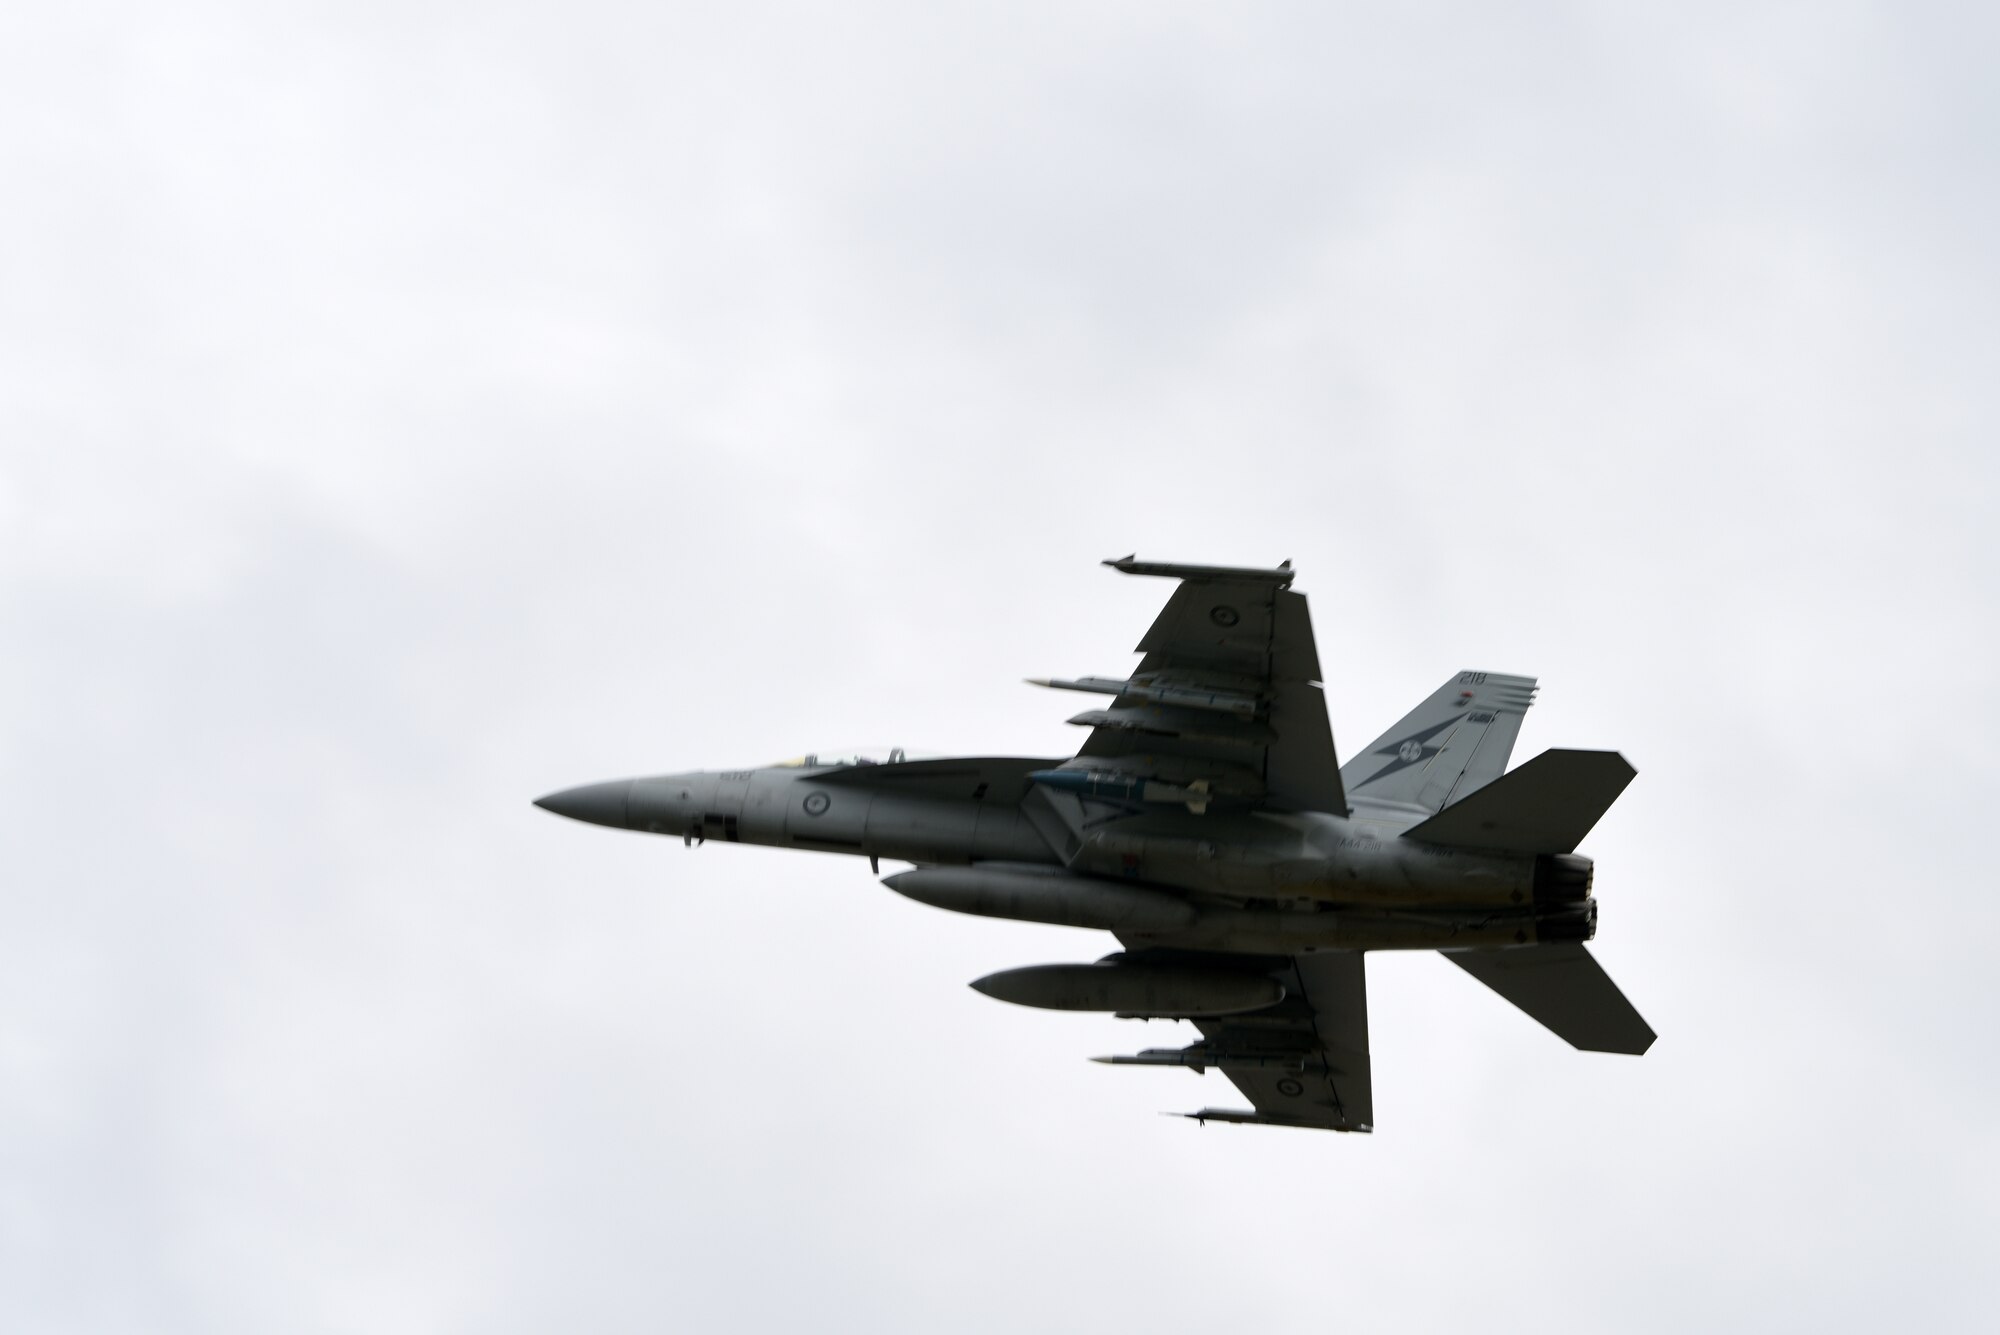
{"left": 4, "top": 2, "right": 1995, "bottom": 1330}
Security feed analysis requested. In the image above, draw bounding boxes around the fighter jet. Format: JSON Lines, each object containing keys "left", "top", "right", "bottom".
{"left": 536, "top": 557, "right": 1653, "bottom": 1132}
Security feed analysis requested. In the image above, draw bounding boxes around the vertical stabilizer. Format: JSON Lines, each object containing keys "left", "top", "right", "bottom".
{"left": 1340, "top": 672, "right": 1536, "bottom": 813}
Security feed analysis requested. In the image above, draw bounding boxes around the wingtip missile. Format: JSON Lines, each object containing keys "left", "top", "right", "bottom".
{"left": 1102, "top": 556, "right": 1296, "bottom": 585}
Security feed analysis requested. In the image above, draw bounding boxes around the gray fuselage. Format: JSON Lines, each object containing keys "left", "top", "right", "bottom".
{"left": 543, "top": 762, "right": 1592, "bottom": 955}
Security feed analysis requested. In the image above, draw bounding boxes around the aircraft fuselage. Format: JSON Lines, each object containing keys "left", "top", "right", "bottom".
{"left": 539, "top": 764, "right": 1594, "bottom": 953}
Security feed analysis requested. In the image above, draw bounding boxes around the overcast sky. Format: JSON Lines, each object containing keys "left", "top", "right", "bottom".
{"left": 4, "top": 3, "right": 1996, "bottom": 1331}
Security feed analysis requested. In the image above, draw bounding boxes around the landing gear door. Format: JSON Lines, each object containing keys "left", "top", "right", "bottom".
{"left": 691, "top": 770, "right": 752, "bottom": 843}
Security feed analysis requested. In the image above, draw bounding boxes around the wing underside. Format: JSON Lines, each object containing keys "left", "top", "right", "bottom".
{"left": 1109, "top": 948, "right": 1372, "bottom": 1131}
{"left": 1059, "top": 558, "right": 1346, "bottom": 817}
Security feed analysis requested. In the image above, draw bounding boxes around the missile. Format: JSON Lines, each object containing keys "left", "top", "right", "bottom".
{"left": 1027, "top": 768, "right": 1215, "bottom": 814}
{"left": 969, "top": 962, "right": 1285, "bottom": 1018}
{"left": 1101, "top": 555, "right": 1295, "bottom": 585}
{"left": 883, "top": 864, "right": 1195, "bottom": 932}
{"left": 1026, "top": 676, "right": 1260, "bottom": 720}
{"left": 1065, "top": 708, "right": 1270, "bottom": 749}
{"left": 1023, "top": 675, "right": 1124, "bottom": 697}
{"left": 1177, "top": 1107, "right": 1367, "bottom": 1132}
{"left": 1091, "top": 1045, "right": 1310, "bottom": 1073}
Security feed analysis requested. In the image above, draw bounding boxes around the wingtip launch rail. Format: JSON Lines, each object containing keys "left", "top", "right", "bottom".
{"left": 1103, "top": 554, "right": 1296, "bottom": 584}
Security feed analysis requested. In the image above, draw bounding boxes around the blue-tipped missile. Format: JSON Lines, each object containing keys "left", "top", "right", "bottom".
{"left": 1027, "top": 768, "right": 1214, "bottom": 814}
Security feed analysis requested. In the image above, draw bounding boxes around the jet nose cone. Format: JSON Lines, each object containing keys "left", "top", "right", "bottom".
{"left": 532, "top": 779, "right": 634, "bottom": 830}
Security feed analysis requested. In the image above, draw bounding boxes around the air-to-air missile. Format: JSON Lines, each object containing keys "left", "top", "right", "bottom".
{"left": 535, "top": 556, "right": 1654, "bottom": 1132}
{"left": 1025, "top": 675, "right": 1263, "bottom": 720}
{"left": 1090, "top": 1045, "right": 1316, "bottom": 1074}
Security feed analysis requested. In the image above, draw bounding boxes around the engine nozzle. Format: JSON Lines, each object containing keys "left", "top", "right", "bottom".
{"left": 1534, "top": 898, "right": 1597, "bottom": 943}
{"left": 1533, "top": 853, "right": 1594, "bottom": 908}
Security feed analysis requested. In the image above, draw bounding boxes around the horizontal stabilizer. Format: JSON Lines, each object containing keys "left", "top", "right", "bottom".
{"left": 1401, "top": 749, "right": 1635, "bottom": 854}
{"left": 1443, "top": 943, "right": 1655, "bottom": 1054}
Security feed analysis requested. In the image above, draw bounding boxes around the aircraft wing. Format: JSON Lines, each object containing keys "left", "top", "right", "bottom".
{"left": 1060, "top": 557, "right": 1346, "bottom": 816}
{"left": 1174, "top": 951, "right": 1374, "bottom": 1132}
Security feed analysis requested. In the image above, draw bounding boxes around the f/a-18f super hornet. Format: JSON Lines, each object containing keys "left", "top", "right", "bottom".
{"left": 536, "top": 557, "right": 1653, "bottom": 1132}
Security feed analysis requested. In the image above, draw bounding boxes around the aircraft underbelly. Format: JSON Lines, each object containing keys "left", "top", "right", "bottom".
{"left": 1071, "top": 819, "right": 1533, "bottom": 908}
{"left": 867, "top": 797, "right": 977, "bottom": 862}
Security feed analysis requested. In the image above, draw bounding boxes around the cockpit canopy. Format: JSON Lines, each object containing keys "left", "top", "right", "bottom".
{"left": 769, "top": 746, "right": 925, "bottom": 769}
